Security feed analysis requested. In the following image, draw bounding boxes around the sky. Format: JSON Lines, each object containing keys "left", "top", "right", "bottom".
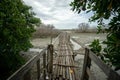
{"left": 23, "top": 0, "right": 97, "bottom": 29}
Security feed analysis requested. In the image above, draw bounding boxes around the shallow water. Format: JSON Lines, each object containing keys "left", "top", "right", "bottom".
{"left": 29, "top": 48, "right": 43, "bottom": 53}
{"left": 70, "top": 39, "right": 82, "bottom": 50}
{"left": 75, "top": 54, "right": 84, "bottom": 61}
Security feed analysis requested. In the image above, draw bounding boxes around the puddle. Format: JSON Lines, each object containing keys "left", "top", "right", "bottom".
{"left": 29, "top": 48, "right": 43, "bottom": 53}
{"left": 72, "top": 36, "right": 79, "bottom": 38}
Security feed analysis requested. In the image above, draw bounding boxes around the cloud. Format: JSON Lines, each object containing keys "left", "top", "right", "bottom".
{"left": 23, "top": 0, "right": 93, "bottom": 29}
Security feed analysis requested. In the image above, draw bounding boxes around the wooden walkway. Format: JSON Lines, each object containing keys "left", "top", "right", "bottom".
{"left": 53, "top": 32, "right": 79, "bottom": 80}
{"left": 7, "top": 32, "right": 120, "bottom": 80}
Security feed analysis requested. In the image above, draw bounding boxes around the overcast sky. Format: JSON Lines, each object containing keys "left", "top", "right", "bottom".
{"left": 23, "top": 0, "right": 97, "bottom": 29}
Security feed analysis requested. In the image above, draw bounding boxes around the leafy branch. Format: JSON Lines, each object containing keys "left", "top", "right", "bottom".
{"left": 70, "top": 0, "right": 120, "bottom": 70}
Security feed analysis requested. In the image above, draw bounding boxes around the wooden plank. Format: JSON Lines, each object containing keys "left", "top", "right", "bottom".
{"left": 63, "top": 67, "right": 66, "bottom": 79}
{"left": 53, "top": 64, "right": 79, "bottom": 68}
{"left": 66, "top": 67, "right": 70, "bottom": 80}
{"left": 89, "top": 50, "right": 111, "bottom": 76}
{"left": 58, "top": 55, "right": 74, "bottom": 56}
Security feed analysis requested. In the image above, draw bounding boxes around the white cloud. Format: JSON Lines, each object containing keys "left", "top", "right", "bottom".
{"left": 23, "top": 0, "right": 95, "bottom": 29}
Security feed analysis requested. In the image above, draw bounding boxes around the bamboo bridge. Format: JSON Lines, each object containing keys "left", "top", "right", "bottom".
{"left": 7, "top": 32, "right": 120, "bottom": 80}
{"left": 53, "top": 32, "right": 79, "bottom": 80}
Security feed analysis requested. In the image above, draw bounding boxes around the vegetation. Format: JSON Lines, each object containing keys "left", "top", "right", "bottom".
{"left": 33, "top": 23, "right": 60, "bottom": 38}
{"left": 89, "top": 39, "right": 102, "bottom": 54}
{"left": 89, "top": 39, "right": 105, "bottom": 61}
{"left": 0, "top": 0, "right": 41, "bottom": 79}
{"left": 75, "top": 22, "right": 98, "bottom": 33}
{"left": 78, "top": 23, "right": 89, "bottom": 32}
{"left": 70, "top": 0, "right": 120, "bottom": 70}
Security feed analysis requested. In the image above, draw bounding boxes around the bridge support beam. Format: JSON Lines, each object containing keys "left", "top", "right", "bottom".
{"left": 47, "top": 44, "right": 54, "bottom": 79}
{"left": 43, "top": 52, "right": 46, "bottom": 80}
{"left": 37, "top": 59, "right": 40, "bottom": 80}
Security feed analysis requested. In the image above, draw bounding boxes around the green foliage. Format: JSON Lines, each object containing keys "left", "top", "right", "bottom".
{"left": 89, "top": 39, "right": 102, "bottom": 54}
{"left": 89, "top": 39, "right": 105, "bottom": 61}
{"left": 103, "top": 32, "right": 120, "bottom": 70}
{"left": 0, "top": 0, "right": 41, "bottom": 79}
{"left": 97, "top": 25, "right": 102, "bottom": 33}
{"left": 70, "top": 0, "right": 120, "bottom": 70}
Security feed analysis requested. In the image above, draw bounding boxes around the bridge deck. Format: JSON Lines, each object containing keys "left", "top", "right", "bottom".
{"left": 53, "top": 32, "right": 80, "bottom": 80}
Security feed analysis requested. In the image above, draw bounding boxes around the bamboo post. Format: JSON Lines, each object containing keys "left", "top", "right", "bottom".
{"left": 43, "top": 52, "right": 46, "bottom": 80}
{"left": 37, "top": 59, "right": 40, "bottom": 80}
{"left": 87, "top": 55, "right": 91, "bottom": 68}
{"left": 50, "top": 44, "right": 53, "bottom": 74}
{"left": 72, "top": 53, "right": 75, "bottom": 60}
{"left": 47, "top": 47, "right": 49, "bottom": 72}
{"left": 47, "top": 45, "right": 50, "bottom": 73}
{"left": 47, "top": 44, "right": 54, "bottom": 74}
{"left": 81, "top": 48, "right": 90, "bottom": 80}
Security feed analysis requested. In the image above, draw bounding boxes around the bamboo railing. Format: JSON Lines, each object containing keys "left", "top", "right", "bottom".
{"left": 7, "top": 44, "right": 54, "bottom": 80}
{"left": 81, "top": 48, "right": 120, "bottom": 80}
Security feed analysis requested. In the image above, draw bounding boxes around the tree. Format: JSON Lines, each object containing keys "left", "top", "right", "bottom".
{"left": 0, "top": 0, "right": 41, "bottom": 79}
{"left": 78, "top": 23, "right": 89, "bottom": 32}
{"left": 70, "top": 0, "right": 120, "bottom": 70}
{"left": 33, "top": 23, "right": 60, "bottom": 38}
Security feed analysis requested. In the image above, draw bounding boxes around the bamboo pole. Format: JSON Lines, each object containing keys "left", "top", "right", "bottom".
{"left": 37, "top": 59, "right": 40, "bottom": 80}
{"left": 43, "top": 52, "right": 46, "bottom": 80}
